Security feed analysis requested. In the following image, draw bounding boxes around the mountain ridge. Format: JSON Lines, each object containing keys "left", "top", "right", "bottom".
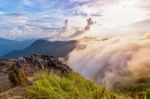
{"left": 0, "top": 38, "right": 35, "bottom": 56}
{"left": 3, "top": 39, "right": 78, "bottom": 59}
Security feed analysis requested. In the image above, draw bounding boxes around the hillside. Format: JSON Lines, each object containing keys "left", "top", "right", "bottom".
{"left": 0, "top": 55, "right": 128, "bottom": 99}
{"left": 0, "top": 38, "right": 34, "bottom": 56}
{"left": 3, "top": 39, "right": 78, "bottom": 59}
{"left": 0, "top": 55, "right": 71, "bottom": 98}
{"left": 0, "top": 55, "right": 149, "bottom": 99}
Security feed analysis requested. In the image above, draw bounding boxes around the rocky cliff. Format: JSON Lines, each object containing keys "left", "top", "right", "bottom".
{"left": 0, "top": 55, "right": 71, "bottom": 98}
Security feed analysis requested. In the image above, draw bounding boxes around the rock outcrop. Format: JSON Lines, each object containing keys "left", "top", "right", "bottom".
{"left": 0, "top": 55, "right": 71, "bottom": 98}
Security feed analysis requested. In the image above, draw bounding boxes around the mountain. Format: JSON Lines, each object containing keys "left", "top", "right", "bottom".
{"left": 0, "top": 38, "right": 35, "bottom": 56}
{"left": 3, "top": 39, "right": 78, "bottom": 59}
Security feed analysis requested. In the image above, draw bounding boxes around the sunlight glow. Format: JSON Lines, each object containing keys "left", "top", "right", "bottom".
{"left": 99, "top": 0, "right": 146, "bottom": 28}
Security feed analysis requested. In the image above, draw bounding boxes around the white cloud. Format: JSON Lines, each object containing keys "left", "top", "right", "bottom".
{"left": 0, "top": 0, "right": 150, "bottom": 40}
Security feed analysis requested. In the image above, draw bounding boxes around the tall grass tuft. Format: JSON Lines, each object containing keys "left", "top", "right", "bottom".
{"left": 26, "top": 72, "right": 127, "bottom": 99}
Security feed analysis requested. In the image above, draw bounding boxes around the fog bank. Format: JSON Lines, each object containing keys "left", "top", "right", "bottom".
{"left": 67, "top": 33, "right": 150, "bottom": 88}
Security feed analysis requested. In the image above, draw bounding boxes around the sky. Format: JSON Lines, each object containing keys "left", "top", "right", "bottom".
{"left": 0, "top": 0, "right": 150, "bottom": 40}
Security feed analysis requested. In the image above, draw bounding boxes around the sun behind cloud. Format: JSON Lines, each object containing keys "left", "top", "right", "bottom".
{"left": 98, "top": 0, "right": 146, "bottom": 28}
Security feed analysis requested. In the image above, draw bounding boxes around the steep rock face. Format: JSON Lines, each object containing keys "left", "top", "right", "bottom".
{"left": 0, "top": 55, "right": 71, "bottom": 94}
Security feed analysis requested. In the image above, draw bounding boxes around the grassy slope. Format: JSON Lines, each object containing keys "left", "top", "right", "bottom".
{"left": 26, "top": 72, "right": 128, "bottom": 99}
{"left": 114, "top": 75, "right": 150, "bottom": 99}
{"left": 26, "top": 72, "right": 150, "bottom": 99}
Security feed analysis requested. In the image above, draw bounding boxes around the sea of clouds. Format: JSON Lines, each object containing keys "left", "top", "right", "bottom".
{"left": 66, "top": 32, "right": 150, "bottom": 88}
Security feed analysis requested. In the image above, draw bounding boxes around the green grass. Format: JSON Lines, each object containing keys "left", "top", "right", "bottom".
{"left": 114, "top": 75, "right": 150, "bottom": 99}
{"left": 25, "top": 72, "right": 128, "bottom": 99}
{"left": 25, "top": 72, "right": 150, "bottom": 99}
